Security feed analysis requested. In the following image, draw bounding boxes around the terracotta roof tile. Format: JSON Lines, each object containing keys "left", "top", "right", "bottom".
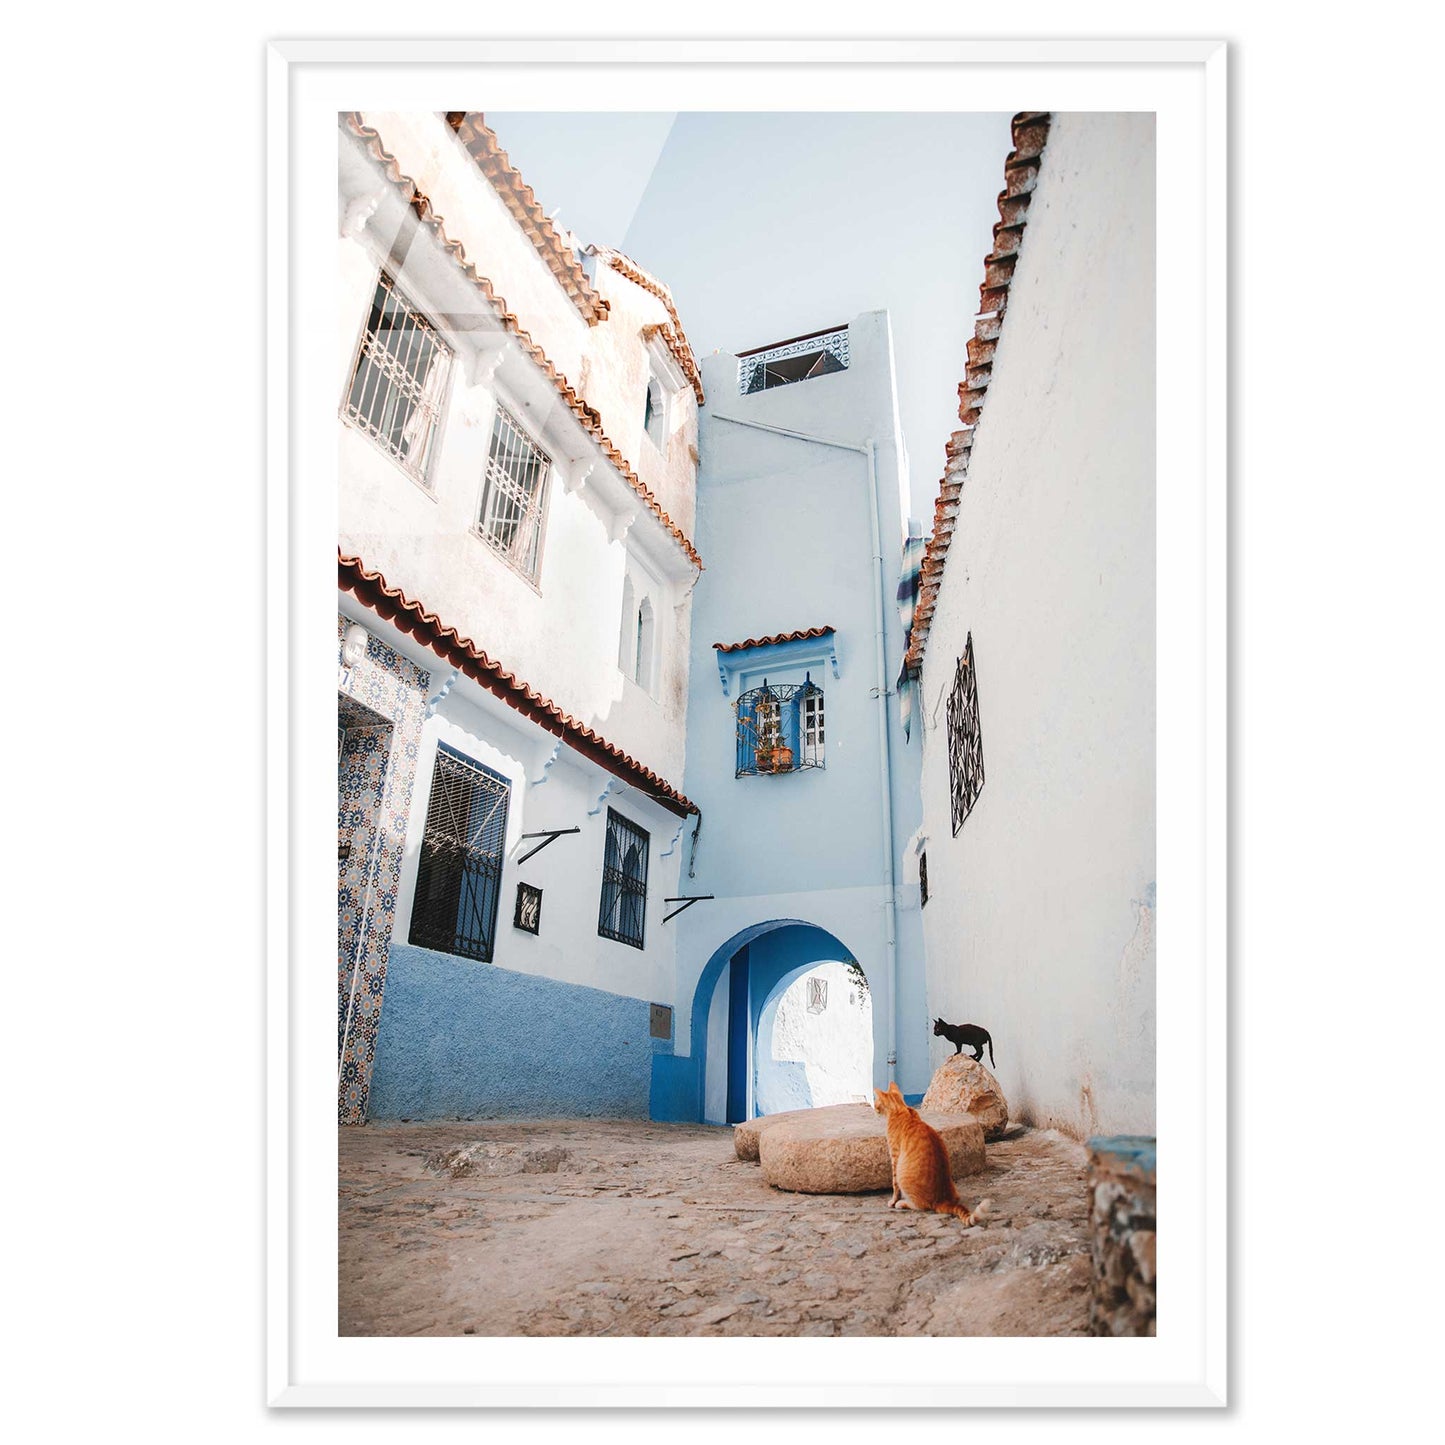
{"left": 345, "top": 114, "right": 702, "bottom": 572}
{"left": 444, "top": 112, "right": 610, "bottom": 326}
{"left": 713, "top": 626, "right": 835, "bottom": 654}
{"left": 340, "top": 553, "right": 698, "bottom": 818}
{"left": 905, "top": 112, "right": 1052, "bottom": 673}
{"left": 588, "top": 244, "right": 705, "bottom": 405}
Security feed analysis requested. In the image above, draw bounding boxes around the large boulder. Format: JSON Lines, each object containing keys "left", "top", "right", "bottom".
{"left": 757, "top": 1102, "right": 985, "bottom": 1194}
{"left": 920, "top": 1055, "right": 1009, "bottom": 1140}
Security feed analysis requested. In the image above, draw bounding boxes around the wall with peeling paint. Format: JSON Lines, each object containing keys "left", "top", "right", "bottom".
{"left": 917, "top": 112, "right": 1157, "bottom": 1138}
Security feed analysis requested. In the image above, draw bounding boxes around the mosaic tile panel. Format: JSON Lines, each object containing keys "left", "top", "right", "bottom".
{"left": 336, "top": 614, "right": 429, "bottom": 1124}
{"left": 338, "top": 720, "right": 392, "bottom": 1057}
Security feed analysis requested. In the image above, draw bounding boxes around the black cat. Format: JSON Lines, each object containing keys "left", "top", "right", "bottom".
{"left": 932, "top": 1017, "right": 995, "bottom": 1067}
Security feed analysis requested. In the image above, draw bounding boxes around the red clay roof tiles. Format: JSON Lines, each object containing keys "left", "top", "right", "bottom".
{"left": 905, "top": 112, "right": 1052, "bottom": 673}
{"left": 589, "top": 244, "right": 705, "bottom": 405}
{"left": 444, "top": 112, "right": 610, "bottom": 326}
{"left": 713, "top": 626, "right": 835, "bottom": 654}
{"left": 340, "top": 553, "right": 698, "bottom": 818}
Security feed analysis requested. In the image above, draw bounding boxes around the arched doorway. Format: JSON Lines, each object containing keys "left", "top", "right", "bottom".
{"left": 754, "top": 959, "right": 873, "bottom": 1115}
{"left": 678, "top": 919, "right": 874, "bottom": 1124}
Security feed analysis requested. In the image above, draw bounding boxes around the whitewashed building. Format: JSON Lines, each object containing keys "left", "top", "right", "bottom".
{"left": 908, "top": 113, "right": 1157, "bottom": 1138}
{"left": 335, "top": 112, "right": 706, "bottom": 1124}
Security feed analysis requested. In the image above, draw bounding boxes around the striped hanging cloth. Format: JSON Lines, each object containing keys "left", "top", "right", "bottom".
{"left": 896, "top": 518, "right": 926, "bottom": 741}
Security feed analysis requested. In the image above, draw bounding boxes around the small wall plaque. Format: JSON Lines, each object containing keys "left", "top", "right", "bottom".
{"left": 513, "top": 882, "right": 542, "bottom": 934}
{"left": 649, "top": 1003, "right": 673, "bottom": 1040}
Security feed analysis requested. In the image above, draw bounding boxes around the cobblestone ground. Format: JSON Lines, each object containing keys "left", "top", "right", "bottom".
{"left": 339, "top": 1118, "right": 1092, "bottom": 1337}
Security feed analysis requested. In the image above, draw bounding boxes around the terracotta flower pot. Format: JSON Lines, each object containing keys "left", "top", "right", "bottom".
{"left": 756, "top": 746, "right": 794, "bottom": 774}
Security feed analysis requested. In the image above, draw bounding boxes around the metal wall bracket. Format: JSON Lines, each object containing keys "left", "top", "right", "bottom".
{"left": 662, "top": 895, "right": 715, "bottom": 923}
{"left": 514, "top": 827, "right": 580, "bottom": 865}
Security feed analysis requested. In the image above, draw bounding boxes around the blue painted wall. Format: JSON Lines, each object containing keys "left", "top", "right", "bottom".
{"left": 368, "top": 942, "right": 668, "bottom": 1119}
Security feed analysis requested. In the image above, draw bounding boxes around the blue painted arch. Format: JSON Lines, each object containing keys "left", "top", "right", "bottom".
{"left": 649, "top": 916, "right": 871, "bottom": 1123}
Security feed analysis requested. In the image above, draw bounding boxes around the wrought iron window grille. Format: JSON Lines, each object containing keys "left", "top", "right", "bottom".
{"left": 737, "top": 326, "right": 850, "bottom": 395}
{"left": 409, "top": 745, "right": 510, "bottom": 961}
{"left": 476, "top": 404, "right": 551, "bottom": 582}
{"left": 343, "top": 271, "right": 452, "bottom": 483}
{"left": 598, "top": 808, "right": 649, "bottom": 949}
{"left": 946, "top": 633, "right": 985, "bottom": 835}
{"left": 807, "top": 977, "right": 828, "bottom": 1014}
{"left": 734, "top": 676, "right": 825, "bottom": 777}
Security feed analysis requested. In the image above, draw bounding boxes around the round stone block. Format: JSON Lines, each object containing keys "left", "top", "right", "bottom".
{"left": 734, "top": 1104, "right": 835, "bottom": 1161}
{"left": 758, "top": 1104, "right": 986, "bottom": 1194}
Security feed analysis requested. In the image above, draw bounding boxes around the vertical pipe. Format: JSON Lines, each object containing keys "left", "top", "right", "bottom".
{"left": 864, "top": 440, "right": 900, "bottom": 1086}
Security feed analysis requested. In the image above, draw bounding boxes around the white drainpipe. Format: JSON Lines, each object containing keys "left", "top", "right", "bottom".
{"left": 710, "top": 413, "right": 901, "bottom": 1085}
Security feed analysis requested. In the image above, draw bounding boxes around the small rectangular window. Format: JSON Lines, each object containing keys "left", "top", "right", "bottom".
{"left": 803, "top": 689, "right": 825, "bottom": 765}
{"left": 807, "top": 977, "right": 828, "bottom": 1014}
{"left": 477, "top": 405, "right": 551, "bottom": 581}
{"left": 644, "top": 370, "right": 668, "bottom": 450}
{"left": 599, "top": 809, "right": 649, "bottom": 949}
{"left": 409, "top": 746, "right": 509, "bottom": 961}
{"left": 920, "top": 850, "right": 929, "bottom": 907}
{"left": 343, "top": 271, "right": 451, "bottom": 483}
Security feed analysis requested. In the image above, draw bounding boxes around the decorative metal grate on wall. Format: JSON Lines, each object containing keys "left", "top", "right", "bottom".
{"left": 737, "top": 326, "right": 850, "bottom": 395}
{"left": 343, "top": 270, "right": 452, "bottom": 483}
{"left": 599, "top": 808, "right": 650, "bottom": 949}
{"left": 410, "top": 745, "right": 510, "bottom": 961}
{"left": 734, "top": 677, "right": 825, "bottom": 777}
{"left": 807, "top": 977, "right": 828, "bottom": 1014}
{"left": 947, "top": 634, "right": 985, "bottom": 835}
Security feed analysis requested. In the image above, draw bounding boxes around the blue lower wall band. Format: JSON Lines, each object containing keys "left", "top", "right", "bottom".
{"left": 368, "top": 942, "right": 672, "bottom": 1120}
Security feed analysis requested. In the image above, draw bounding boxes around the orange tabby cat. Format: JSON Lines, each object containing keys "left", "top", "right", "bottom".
{"left": 874, "top": 1082, "right": 991, "bottom": 1225}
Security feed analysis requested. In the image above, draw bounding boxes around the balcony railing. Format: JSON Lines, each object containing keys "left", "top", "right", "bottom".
{"left": 735, "top": 678, "right": 825, "bottom": 777}
{"left": 737, "top": 325, "right": 850, "bottom": 395}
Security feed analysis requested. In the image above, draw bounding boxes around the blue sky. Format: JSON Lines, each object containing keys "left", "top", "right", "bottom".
{"left": 489, "top": 110, "right": 1014, "bottom": 523}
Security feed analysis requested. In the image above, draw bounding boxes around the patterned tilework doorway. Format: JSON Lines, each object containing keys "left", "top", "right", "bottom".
{"left": 337, "top": 615, "right": 429, "bottom": 1123}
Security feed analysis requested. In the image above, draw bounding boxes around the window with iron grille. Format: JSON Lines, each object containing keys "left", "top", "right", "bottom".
{"left": 807, "top": 977, "right": 828, "bottom": 1014}
{"left": 920, "top": 850, "right": 929, "bottom": 907}
{"left": 947, "top": 633, "right": 986, "bottom": 835}
{"left": 476, "top": 405, "right": 551, "bottom": 581}
{"left": 734, "top": 676, "right": 825, "bottom": 777}
{"left": 598, "top": 809, "right": 649, "bottom": 949}
{"left": 409, "top": 746, "right": 510, "bottom": 961}
{"left": 343, "top": 271, "right": 452, "bottom": 483}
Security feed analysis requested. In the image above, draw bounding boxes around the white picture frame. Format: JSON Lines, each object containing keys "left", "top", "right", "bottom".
{"left": 268, "top": 37, "right": 1226, "bottom": 1408}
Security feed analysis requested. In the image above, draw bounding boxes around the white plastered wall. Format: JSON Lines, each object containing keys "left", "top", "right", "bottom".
{"left": 917, "top": 113, "right": 1157, "bottom": 1139}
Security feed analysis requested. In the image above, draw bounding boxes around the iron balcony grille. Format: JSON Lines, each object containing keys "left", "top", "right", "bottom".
{"left": 477, "top": 405, "right": 551, "bottom": 581}
{"left": 343, "top": 271, "right": 452, "bottom": 482}
{"left": 410, "top": 745, "right": 510, "bottom": 961}
{"left": 737, "top": 326, "right": 849, "bottom": 395}
{"left": 947, "top": 633, "right": 985, "bottom": 835}
{"left": 598, "top": 808, "right": 649, "bottom": 949}
{"left": 735, "top": 678, "right": 825, "bottom": 777}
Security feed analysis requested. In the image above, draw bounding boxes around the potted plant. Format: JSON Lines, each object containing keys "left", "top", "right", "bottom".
{"left": 753, "top": 686, "right": 794, "bottom": 773}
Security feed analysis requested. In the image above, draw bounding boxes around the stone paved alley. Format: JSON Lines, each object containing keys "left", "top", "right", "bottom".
{"left": 340, "top": 1118, "right": 1093, "bottom": 1336}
